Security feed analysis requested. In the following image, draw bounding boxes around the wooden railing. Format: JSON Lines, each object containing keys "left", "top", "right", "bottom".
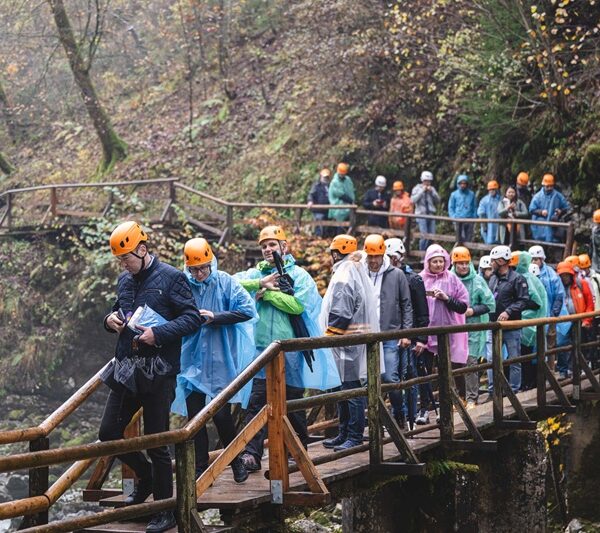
{"left": 0, "top": 311, "right": 598, "bottom": 532}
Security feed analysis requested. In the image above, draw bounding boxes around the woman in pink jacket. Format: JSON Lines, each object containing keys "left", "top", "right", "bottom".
{"left": 418, "top": 244, "right": 469, "bottom": 402}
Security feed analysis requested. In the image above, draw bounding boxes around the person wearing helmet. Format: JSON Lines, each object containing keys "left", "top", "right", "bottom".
{"left": 389, "top": 180, "right": 414, "bottom": 230}
{"left": 592, "top": 210, "right": 600, "bottom": 272}
{"left": 307, "top": 168, "right": 331, "bottom": 237}
{"left": 448, "top": 174, "right": 477, "bottom": 244}
{"left": 235, "top": 226, "right": 341, "bottom": 471}
{"left": 528, "top": 173, "right": 570, "bottom": 242}
{"left": 320, "top": 235, "right": 379, "bottom": 450}
{"left": 477, "top": 180, "right": 501, "bottom": 245}
{"left": 556, "top": 261, "right": 594, "bottom": 379}
{"left": 362, "top": 175, "right": 391, "bottom": 227}
{"left": 528, "top": 245, "right": 566, "bottom": 318}
{"left": 362, "top": 234, "right": 413, "bottom": 429}
{"left": 385, "top": 237, "right": 430, "bottom": 429}
{"left": 498, "top": 185, "right": 528, "bottom": 245}
{"left": 172, "top": 238, "right": 258, "bottom": 484}
{"left": 100, "top": 221, "right": 203, "bottom": 533}
{"left": 516, "top": 172, "right": 532, "bottom": 207}
{"left": 328, "top": 162, "right": 356, "bottom": 227}
{"left": 578, "top": 253, "right": 600, "bottom": 368}
{"left": 478, "top": 255, "right": 493, "bottom": 281}
{"left": 411, "top": 171, "right": 440, "bottom": 250}
{"left": 451, "top": 246, "right": 496, "bottom": 408}
{"left": 486, "top": 245, "right": 530, "bottom": 393}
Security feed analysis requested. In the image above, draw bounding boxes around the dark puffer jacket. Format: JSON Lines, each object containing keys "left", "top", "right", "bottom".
{"left": 105, "top": 257, "right": 203, "bottom": 375}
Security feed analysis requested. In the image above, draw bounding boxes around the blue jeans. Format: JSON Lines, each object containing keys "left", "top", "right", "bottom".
{"left": 487, "top": 329, "right": 522, "bottom": 393}
{"left": 338, "top": 380, "right": 365, "bottom": 443}
{"left": 312, "top": 212, "right": 327, "bottom": 237}
{"left": 382, "top": 340, "right": 403, "bottom": 417}
{"left": 417, "top": 218, "right": 436, "bottom": 250}
{"left": 399, "top": 347, "right": 418, "bottom": 421}
{"left": 557, "top": 349, "right": 571, "bottom": 376}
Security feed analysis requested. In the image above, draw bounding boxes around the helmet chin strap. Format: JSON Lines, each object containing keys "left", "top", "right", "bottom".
{"left": 131, "top": 250, "right": 147, "bottom": 271}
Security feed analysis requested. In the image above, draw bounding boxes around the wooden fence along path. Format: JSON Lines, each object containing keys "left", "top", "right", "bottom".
{"left": 0, "top": 177, "right": 575, "bottom": 259}
{"left": 0, "top": 312, "right": 598, "bottom": 532}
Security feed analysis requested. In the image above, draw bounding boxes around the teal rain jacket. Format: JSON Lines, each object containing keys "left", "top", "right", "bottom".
{"left": 235, "top": 255, "right": 341, "bottom": 390}
{"left": 328, "top": 173, "right": 355, "bottom": 222}
{"left": 516, "top": 252, "right": 548, "bottom": 348}
{"left": 172, "top": 259, "right": 258, "bottom": 416}
{"left": 451, "top": 263, "right": 495, "bottom": 358}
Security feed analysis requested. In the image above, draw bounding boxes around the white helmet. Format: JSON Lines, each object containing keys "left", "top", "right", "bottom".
{"left": 529, "top": 263, "right": 541, "bottom": 277}
{"left": 385, "top": 237, "right": 405, "bottom": 257}
{"left": 528, "top": 245, "right": 546, "bottom": 260}
{"left": 375, "top": 175, "right": 387, "bottom": 187}
{"left": 479, "top": 255, "right": 492, "bottom": 269}
{"left": 490, "top": 245, "right": 511, "bottom": 261}
{"left": 420, "top": 170, "right": 434, "bottom": 182}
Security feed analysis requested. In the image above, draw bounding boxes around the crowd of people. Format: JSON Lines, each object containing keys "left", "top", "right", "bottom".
{"left": 99, "top": 216, "right": 600, "bottom": 533}
{"left": 307, "top": 164, "right": 573, "bottom": 249}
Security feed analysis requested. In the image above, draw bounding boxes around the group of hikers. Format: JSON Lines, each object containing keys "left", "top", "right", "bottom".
{"left": 307, "top": 164, "right": 573, "bottom": 250}
{"left": 100, "top": 214, "right": 600, "bottom": 533}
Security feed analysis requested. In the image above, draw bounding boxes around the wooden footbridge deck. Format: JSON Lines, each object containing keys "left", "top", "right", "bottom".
{"left": 0, "top": 312, "right": 598, "bottom": 532}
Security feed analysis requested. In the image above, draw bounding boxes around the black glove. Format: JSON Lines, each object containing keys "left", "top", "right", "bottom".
{"left": 340, "top": 194, "right": 353, "bottom": 204}
{"left": 277, "top": 275, "right": 295, "bottom": 295}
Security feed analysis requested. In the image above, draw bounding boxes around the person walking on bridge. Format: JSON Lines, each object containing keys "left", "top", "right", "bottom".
{"left": 448, "top": 174, "right": 477, "bottom": 244}
{"left": 328, "top": 163, "right": 355, "bottom": 230}
{"left": 235, "top": 226, "right": 341, "bottom": 472}
{"left": 172, "top": 238, "right": 258, "bottom": 483}
{"left": 362, "top": 175, "right": 391, "bottom": 228}
{"left": 578, "top": 253, "right": 600, "bottom": 368}
{"left": 515, "top": 172, "right": 532, "bottom": 208}
{"left": 591, "top": 210, "right": 600, "bottom": 272}
{"left": 100, "top": 221, "right": 203, "bottom": 533}
{"left": 320, "top": 235, "right": 379, "bottom": 450}
{"left": 388, "top": 181, "right": 413, "bottom": 230}
{"left": 411, "top": 171, "right": 440, "bottom": 251}
{"left": 477, "top": 180, "right": 501, "bottom": 245}
{"left": 307, "top": 168, "right": 331, "bottom": 237}
{"left": 529, "top": 173, "right": 570, "bottom": 243}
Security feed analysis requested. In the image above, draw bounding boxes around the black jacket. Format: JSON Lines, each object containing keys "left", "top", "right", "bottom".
{"left": 488, "top": 269, "right": 529, "bottom": 321}
{"left": 105, "top": 257, "right": 203, "bottom": 375}
{"left": 400, "top": 265, "right": 430, "bottom": 344}
{"left": 362, "top": 188, "right": 391, "bottom": 227}
{"left": 307, "top": 180, "right": 330, "bottom": 215}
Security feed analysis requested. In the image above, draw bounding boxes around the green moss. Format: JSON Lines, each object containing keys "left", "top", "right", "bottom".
{"left": 426, "top": 460, "right": 480, "bottom": 479}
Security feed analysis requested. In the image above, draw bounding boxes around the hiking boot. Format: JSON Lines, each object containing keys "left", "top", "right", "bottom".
{"left": 240, "top": 452, "right": 261, "bottom": 472}
{"left": 231, "top": 457, "right": 249, "bottom": 483}
{"left": 124, "top": 477, "right": 153, "bottom": 505}
{"left": 146, "top": 511, "right": 176, "bottom": 533}
{"left": 414, "top": 409, "right": 429, "bottom": 425}
{"left": 322, "top": 434, "right": 347, "bottom": 449}
{"left": 333, "top": 439, "right": 362, "bottom": 452}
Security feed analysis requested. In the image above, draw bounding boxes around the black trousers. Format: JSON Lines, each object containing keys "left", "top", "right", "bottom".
{"left": 98, "top": 376, "right": 175, "bottom": 501}
{"left": 243, "top": 378, "right": 307, "bottom": 461}
{"left": 185, "top": 391, "right": 237, "bottom": 469}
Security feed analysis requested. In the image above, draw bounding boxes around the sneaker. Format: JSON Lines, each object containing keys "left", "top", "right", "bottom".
{"left": 146, "top": 511, "right": 176, "bottom": 533}
{"left": 240, "top": 452, "right": 261, "bottom": 472}
{"left": 481, "top": 393, "right": 493, "bottom": 404}
{"left": 230, "top": 457, "right": 248, "bottom": 483}
{"left": 466, "top": 401, "right": 477, "bottom": 410}
{"left": 124, "top": 477, "right": 152, "bottom": 505}
{"left": 333, "top": 439, "right": 362, "bottom": 452}
{"left": 414, "top": 410, "right": 429, "bottom": 425}
{"left": 322, "top": 434, "right": 347, "bottom": 449}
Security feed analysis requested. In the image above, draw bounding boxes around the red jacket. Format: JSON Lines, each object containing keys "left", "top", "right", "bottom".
{"left": 566, "top": 278, "right": 594, "bottom": 327}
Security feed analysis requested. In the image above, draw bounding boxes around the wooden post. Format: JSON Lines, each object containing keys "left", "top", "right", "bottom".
{"left": 266, "top": 350, "right": 288, "bottom": 503}
{"left": 564, "top": 222, "right": 575, "bottom": 259}
{"left": 404, "top": 217, "right": 412, "bottom": 256}
{"left": 509, "top": 221, "right": 517, "bottom": 250}
{"left": 225, "top": 205, "right": 233, "bottom": 243}
{"left": 492, "top": 329, "right": 504, "bottom": 424}
{"left": 175, "top": 440, "right": 204, "bottom": 533}
{"left": 349, "top": 206, "right": 357, "bottom": 233}
{"left": 367, "top": 342, "right": 382, "bottom": 465}
{"left": 27, "top": 437, "right": 50, "bottom": 526}
{"left": 536, "top": 325, "right": 546, "bottom": 409}
{"left": 571, "top": 320, "right": 581, "bottom": 401}
{"left": 455, "top": 221, "right": 461, "bottom": 244}
{"left": 168, "top": 181, "right": 176, "bottom": 223}
{"left": 436, "top": 333, "right": 454, "bottom": 443}
{"left": 50, "top": 187, "right": 58, "bottom": 219}
{"left": 3, "top": 192, "right": 11, "bottom": 229}
{"left": 294, "top": 207, "right": 303, "bottom": 233}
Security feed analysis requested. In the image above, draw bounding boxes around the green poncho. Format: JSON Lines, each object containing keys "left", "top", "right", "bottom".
{"left": 516, "top": 251, "right": 548, "bottom": 347}
{"left": 328, "top": 173, "right": 355, "bottom": 221}
{"left": 451, "top": 263, "right": 496, "bottom": 357}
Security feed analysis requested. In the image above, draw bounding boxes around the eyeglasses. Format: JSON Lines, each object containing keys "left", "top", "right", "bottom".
{"left": 189, "top": 265, "right": 211, "bottom": 274}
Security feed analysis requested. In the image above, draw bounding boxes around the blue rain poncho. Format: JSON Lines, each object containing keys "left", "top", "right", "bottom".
{"left": 235, "top": 254, "right": 341, "bottom": 390}
{"left": 538, "top": 262, "right": 566, "bottom": 318}
{"left": 172, "top": 260, "right": 258, "bottom": 416}
{"left": 477, "top": 193, "right": 501, "bottom": 244}
{"left": 529, "top": 188, "right": 569, "bottom": 242}
{"left": 516, "top": 252, "right": 548, "bottom": 348}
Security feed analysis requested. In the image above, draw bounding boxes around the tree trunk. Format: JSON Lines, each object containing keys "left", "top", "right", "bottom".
{"left": 0, "top": 79, "right": 20, "bottom": 142}
{"left": 0, "top": 150, "right": 15, "bottom": 175}
{"left": 47, "top": 0, "right": 127, "bottom": 173}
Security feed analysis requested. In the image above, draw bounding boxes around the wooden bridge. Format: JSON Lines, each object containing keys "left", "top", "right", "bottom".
{"left": 0, "top": 177, "right": 576, "bottom": 261}
{"left": 0, "top": 311, "right": 598, "bottom": 532}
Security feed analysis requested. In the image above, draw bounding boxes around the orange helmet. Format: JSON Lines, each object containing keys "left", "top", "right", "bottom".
{"left": 557, "top": 261, "right": 575, "bottom": 276}
{"left": 330, "top": 234, "right": 358, "bottom": 254}
{"left": 578, "top": 254, "right": 592, "bottom": 269}
{"left": 109, "top": 221, "right": 148, "bottom": 256}
{"left": 337, "top": 163, "right": 349, "bottom": 175}
{"left": 593, "top": 209, "right": 600, "bottom": 224}
{"left": 487, "top": 180, "right": 500, "bottom": 191}
{"left": 509, "top": 251, "right": 520, "bottom": 267}
{"left": 542, "top": 173, "right": 555, "bottom": 186}
{"left": 364, "top": 234, "right": 386, "bottom": 255}
{"left": 564, "top": 255, "right": 580, "bottom": 268}
{"left": 184, "top": 238, "right": 214, "bottom": 267}
{"left": 516, "top": 172, "right": 529, "bottom": 186}
{"left": 320, "top": 168, "right": 331, "bottom": 177}
{"left": 259, "top": 225, "right": 286, "bottom": 243}
{"left": 451, "top": 246, "right": 471, "bottom": 264}
{"left": 393, "top": 180, "right": 404, "bottom": 191}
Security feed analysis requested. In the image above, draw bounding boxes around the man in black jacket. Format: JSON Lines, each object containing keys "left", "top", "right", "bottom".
{"left": 100, "top": 221, "right": 203, "bottom": 533}
{"left": 307, "top": 168, "right": 331, "bottom": 237}
{"left": 487, "top": 245, "right": 529, "bottom": 394}
{"left": 362, "top": 176, "right": 391, "bottom": 228}
{"left": 385, "top": 238, "right": 430, "bottom": 429}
